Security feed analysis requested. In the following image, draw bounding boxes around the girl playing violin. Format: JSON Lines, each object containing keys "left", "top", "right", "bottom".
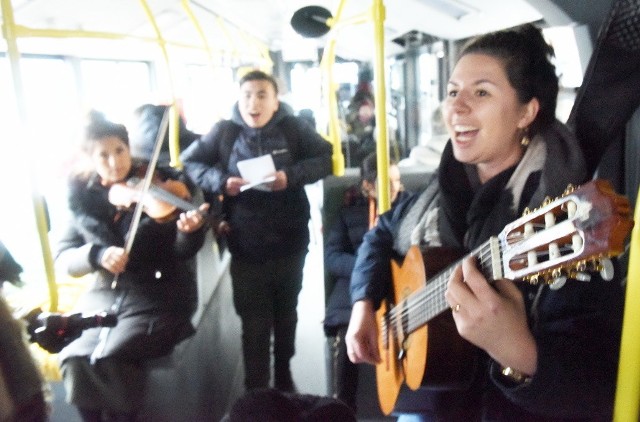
{"left": 54, "top": 111, "right": 209, "bottom": 422}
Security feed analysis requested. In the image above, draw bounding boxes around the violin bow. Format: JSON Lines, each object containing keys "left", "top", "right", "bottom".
{"left": 111, "top": 104, "right": 171, "bottom": 289}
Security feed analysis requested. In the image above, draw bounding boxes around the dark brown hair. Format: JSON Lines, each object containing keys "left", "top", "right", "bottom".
{"left": 82, "top": 110, "right": 129, "bottom": 153}
{"left": 459, "top": 23, "right": 558, "bottom": 137}
{"left": 239, "top": 70, "right": 279, "bottom": 95}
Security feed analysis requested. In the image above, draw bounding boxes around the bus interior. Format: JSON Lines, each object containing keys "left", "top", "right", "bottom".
{"left": 2, "top": 0, "right": 640, "bottom": 420}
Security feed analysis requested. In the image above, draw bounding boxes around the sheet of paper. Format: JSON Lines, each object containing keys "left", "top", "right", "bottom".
{"left": 239, "top": 176, "right": 276, "bottom": 192}
{"left": 236, "top": 154, "right": 276, "bottom": 192}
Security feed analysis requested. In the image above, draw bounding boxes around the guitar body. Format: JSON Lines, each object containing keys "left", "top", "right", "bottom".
{"left": 376, "top": 245, "right": 476, "bottom": 415}
{"left": 375, "top": 245, "right": 428, "bottom": 415}
{"left": 375, "top": 298, "right": 407, "bottom": 416}
{"left": 372, "top": 180, "right": 634, "bottom": 415}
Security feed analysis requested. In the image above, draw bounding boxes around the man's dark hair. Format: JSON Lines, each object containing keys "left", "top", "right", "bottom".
{"left": 239, "top": 69, "right": 279, "bottom": 95}
{"left": 227, "top": 389, "right": 356, "bottom": 422}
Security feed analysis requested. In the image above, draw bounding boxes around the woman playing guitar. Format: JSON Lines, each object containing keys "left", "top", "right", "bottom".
{"left": 346, "top": 24, "right": 630, "bottom": 421}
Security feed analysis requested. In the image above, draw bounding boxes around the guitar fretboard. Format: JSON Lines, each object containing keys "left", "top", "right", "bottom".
{"left": 390, "top": 237, "right": 502, "bottom": 336}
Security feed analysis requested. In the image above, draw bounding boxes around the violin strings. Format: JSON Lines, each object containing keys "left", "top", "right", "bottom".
{"left": 147, "top": 185, "right": 197, "bottom": 212}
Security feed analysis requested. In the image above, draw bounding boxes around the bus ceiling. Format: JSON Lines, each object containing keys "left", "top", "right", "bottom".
{"left": 1, "top": 0, "right": 615, "bottom": 63}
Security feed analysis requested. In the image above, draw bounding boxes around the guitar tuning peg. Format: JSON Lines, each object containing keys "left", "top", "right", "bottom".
{"left": 397, "top": 349, "right": 406, "bottom": 360}
{"left": 599, "top": 258, "right": 615, "bottom": 281}
{"left": 563, "top": 184, "right": 576, "bottom": 196}
{"left": 549, "top": 276, "right": 567, "bottom": 290}
{"left": 527, "top": 274, "right": 541, "bottom": 285}
{"left": 575, "top": 272, "right": 591, "bottom": 282}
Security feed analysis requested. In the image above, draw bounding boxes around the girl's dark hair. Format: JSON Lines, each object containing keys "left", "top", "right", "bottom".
{"left": 82, "top": 110, "right": 129, "bottom": 152}
{"left": 459, "top": 23, "right": 558, "bottom": 137}
{"left": 239, "top": 69, "right": 279, "bottom": 95}
{"left": 360, "top": 152, "right": 396, "bottom": 184}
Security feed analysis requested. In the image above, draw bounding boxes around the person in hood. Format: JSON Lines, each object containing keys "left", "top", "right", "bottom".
{"left": 180, "top": 70, "right": 332, "bottom": 392}
{"left": 346, "top": 24, "right": 625, "bottom": 420}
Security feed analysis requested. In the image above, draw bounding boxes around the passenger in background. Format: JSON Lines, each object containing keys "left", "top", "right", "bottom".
{"left": 129, "top": 103, "right": 200, "bottom": 166}
{"left": 180, "top": 70, "right": 332, "bottom": 392}
{"left": 323, "top": 152, "right": 407, "bottom": 412}
{"left": 55, "top": 112, "right": 209, "bottom": 422}
{"left": 297, "top": 108, "right": 317, "bottom": 131}
{"left": 398, "top": 105, "right": 448, "bottom": 172}
{"left": 344, "top": 89, "right": 376, "bottom": 167}
{"left": 346, "top": 24, "right": 623, "bottom": 420}
{"left": 343, "top": 86, "right": 401, "bottom": 168}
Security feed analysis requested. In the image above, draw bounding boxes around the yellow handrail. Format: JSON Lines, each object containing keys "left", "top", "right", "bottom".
{"left": 2, "top": 0, "right": 58, "bottom": 312}
{"left": 613, "top": 189, "right": 640, "bottom": 421}
{"left": 371, "top": 0, "right": 389, "bottom": 214}
{"left": 318, "top": 0, "right": 388, "bottom": 211}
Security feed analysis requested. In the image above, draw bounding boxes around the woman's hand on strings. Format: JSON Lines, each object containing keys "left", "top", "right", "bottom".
{"left": 445, "top": 256, "right": 537, "bottom": 375}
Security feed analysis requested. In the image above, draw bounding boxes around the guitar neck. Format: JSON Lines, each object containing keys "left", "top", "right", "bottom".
{"left": 401, "top": 237, "right": 502, "bottom": 334}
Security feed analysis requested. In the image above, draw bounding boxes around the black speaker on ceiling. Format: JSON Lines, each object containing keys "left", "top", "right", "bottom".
{"left": 290, "top": 5, "right": 333, "bottom": 38}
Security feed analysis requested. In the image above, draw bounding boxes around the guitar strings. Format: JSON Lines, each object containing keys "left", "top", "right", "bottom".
{"left": 386, "top": 240, "right": 494, "bottom": 336}
{"left": 386, "top": 233, "right": 575, "bottom": 337}
{"left": 385, "top": 208, "right": 577, "bottom": 339}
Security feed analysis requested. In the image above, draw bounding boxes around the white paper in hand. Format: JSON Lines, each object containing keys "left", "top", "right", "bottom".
{"left": 237, "top": 154, "right": 276, "bottom": 192}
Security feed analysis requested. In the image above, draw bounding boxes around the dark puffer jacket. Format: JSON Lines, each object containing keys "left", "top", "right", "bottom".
{"left": 180, "top": 103, "right": 332, "bottom": 263}
{"left": 55, "top": 164, "right": 206, "bottom": 363}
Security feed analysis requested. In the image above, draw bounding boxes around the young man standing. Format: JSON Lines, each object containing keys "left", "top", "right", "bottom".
{"left": 181, "top": 70, "right": 332, "bottom": 392}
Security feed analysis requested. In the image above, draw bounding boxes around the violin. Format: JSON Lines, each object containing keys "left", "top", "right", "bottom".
{"left": 108, "top": 175, "right": 200, "bottom": 223}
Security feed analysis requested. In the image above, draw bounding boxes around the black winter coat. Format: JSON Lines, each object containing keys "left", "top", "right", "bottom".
{"left": 180, "top": 103, "right": 332, "bottom": 262}
{"left": 55, "top": 164, "right": 206, "bottom": 363}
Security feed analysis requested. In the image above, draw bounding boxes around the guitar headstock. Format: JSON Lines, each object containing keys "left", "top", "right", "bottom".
{"left": 499, "top": 179, "right": 634, "bottom": 284}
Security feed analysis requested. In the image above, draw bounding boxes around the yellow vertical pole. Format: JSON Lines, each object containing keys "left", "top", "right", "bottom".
{"left": 319, "top": 0, "right": 351, "bottom": 177}
{"left": 1, "top": 0, "right": 58, "bottom": 311}
{"left": 321, "top": 38, "right": 344, "bottom": 177}
{"left": 371, "top": 0, "right": 389, "bottom": 214}
{"left": 614, "top": 189, "right": 640, "bottom": 421}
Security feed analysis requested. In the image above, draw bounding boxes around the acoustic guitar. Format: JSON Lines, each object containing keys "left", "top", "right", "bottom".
{"left": 375, "top": 179, "right": 634, "bottom": 415}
